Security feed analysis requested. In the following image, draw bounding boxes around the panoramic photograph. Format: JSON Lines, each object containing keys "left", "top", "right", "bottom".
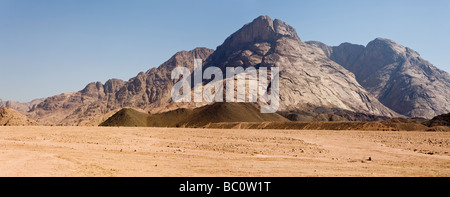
{"left": 0, "top": 0, "right": 449, "bottom": 185}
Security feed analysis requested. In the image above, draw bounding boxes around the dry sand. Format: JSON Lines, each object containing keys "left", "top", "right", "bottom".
{"left": 0, "top": 126, "right": 448, "bottom": 177}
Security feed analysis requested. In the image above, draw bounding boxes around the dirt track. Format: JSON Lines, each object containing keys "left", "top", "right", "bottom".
{"left": 0, "top": 126, "right": 448, "bottom": 176}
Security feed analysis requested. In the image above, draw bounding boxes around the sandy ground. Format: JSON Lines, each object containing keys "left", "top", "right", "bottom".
{"left": 0, "top": 126, "right": 448, "bottom": 177}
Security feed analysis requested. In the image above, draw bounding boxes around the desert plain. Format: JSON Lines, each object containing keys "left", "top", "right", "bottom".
{"left": 0, "top": 126, "right": 448, "bottom": 177}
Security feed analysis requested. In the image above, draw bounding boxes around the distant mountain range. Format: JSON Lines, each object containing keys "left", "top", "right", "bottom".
{"left": 2, "top": 16, "right": 449, "bottom": 125}
{"left": 0, "top": 98, "right": 44, "bottom": 114}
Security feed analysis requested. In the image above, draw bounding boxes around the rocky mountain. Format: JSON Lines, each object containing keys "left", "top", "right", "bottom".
{"left": 23, "top": 16, "right": 402, "bottom": 125}
{"left": 308, "top": 38, "right": 450, "bottom": 118}
{"left": 14, "top": 15, "right": 450, "bottom": 125}
{"left": 0, "top": 107, "right": 38, "bottom": 126}
{"left": 202, "top": 16, "right": 398, "bottom": 117}
{"left": 26, "top": 48, "right": 214, "bottom": 125}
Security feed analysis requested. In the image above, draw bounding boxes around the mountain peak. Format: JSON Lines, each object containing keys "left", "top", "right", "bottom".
{"left": 373, "top": 37, "right": 394, "bottom": 43}
{"left": 252, "top": 15, "right": 272, "bottom": 23}
{"left": 369, "top": 38, "right": 399, "bottom": 48}
{"left": 220, "top": 16, "right": 300, "bottom": 50}
{"left": 249, "top": 16, "right": 299, "bottom": 37}
{"left": 273, "top": 18, "right": 299, "bottom": 39}
{"left": 207, "top": 16, "right": 301, "bottom": 67}
{"left": 367, "top": 38, "right": 408, "bottom": 55}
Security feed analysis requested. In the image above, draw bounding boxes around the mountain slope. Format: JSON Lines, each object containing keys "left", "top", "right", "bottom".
{"left": 308, "top": 38, "right": 450, "bottom": 118}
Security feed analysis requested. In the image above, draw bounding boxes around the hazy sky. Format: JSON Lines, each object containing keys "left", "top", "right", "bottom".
{"left": 1, "top": 0, "right": 449, "bottom": 102}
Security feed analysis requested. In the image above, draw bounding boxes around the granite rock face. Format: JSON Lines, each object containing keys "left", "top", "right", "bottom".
{"left": 204, "top": 16, "right": 398, "bottom": 117}
{"left": 308, "top": 38, "right": 450, "bottom": 118}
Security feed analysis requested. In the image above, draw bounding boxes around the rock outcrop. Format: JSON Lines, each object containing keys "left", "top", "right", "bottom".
{"left": 0, "top": 107, "right": 38, "bottom": 126}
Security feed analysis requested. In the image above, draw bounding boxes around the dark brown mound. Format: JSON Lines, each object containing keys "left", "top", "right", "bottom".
{"left": 424, "top": 113, "right": 450, "bottom": 127}
{"left": 146, "top": 108, "right": 195, "bottom": 127}
{"left": 381, "top": 118, "right": 429, "bottom": 131}
{"left": 0, "top": 107, "right": 39, "bottom": 126}
{"left": 100, "top": 103, "right": 446, "bottom": 131}
{"left": 100, "top": 102, "right": 289, "bottom": 127}
{"left": 183, "top": 102, "right": 288, "bottom": 127}
{"left": 99, "top": 108, "right": 149, "bottom": 127}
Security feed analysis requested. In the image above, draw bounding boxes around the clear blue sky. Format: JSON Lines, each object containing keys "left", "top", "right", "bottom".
{"left": 1, "top": 0, "right": 449, "bottom": 102}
